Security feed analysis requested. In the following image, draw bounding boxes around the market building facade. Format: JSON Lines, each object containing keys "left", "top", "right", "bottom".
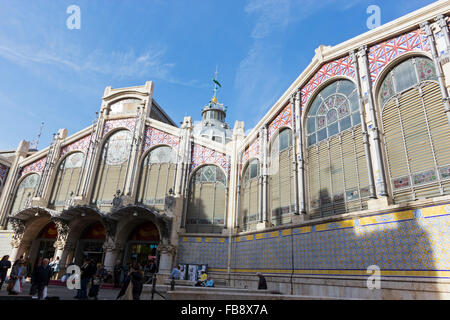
{"left": 0, "top": 1, "right": 449, "bottom": 299}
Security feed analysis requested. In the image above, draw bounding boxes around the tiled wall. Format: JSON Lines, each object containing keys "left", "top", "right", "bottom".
{"left": 177, "top": 202, "right": 450, "bottom": 279}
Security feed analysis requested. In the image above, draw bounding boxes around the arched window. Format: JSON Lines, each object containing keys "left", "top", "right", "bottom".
{"left": 306, "top": 79, "right": 370, "bottom": 218}
{"left": 239, "top": 159, "right": 260, "bottom": 230}
{"left": 186, "top": 165, "right": 227, "bottom": 234}
{"left": 269, "top": 128, "right": 295, "bottom": 225}
{"left": 378, "top": 56, "right": 450, "bottom": 202}
{"left": 91, "top": 130, "right": 133, "bottom": 212}
{"left": 137, "top": 146, "right": 177, "bottom": 207}
{"left": 49, "top": 152, "right": 84, "bottom": 210}
{"left": 10, "top": 173, "right": 40, "bottom": 214}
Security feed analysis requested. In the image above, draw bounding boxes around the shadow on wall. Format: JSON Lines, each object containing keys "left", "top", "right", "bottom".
{"left": 185, "top": 196, "right": 224, "bottom": 234}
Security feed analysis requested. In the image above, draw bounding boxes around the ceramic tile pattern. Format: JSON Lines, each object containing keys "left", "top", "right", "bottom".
{"left": 143, "top": 126, "right": 180, "bottom": 151}
{"left": 178, "top": 203, "right": 450, "bottom": 278}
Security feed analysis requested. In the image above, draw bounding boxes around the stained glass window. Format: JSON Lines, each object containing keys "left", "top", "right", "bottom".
{"left": 379, "top": 56, "right": 449, "bottom": 203}
{"left": 49, "top": 152, "right": 85, "bottom": 209}
{"left": 186, "top": 165, "right": 227, "bottom": 233}
{"left": 306, "top": 79, "right": 360, "bottom": 147}
{"left": 10, "top": 173, "right": 40, "bottom": 214}
{"left": 306, "top": 79, "right": 370, "bottom": 218}
{"left": 138, "top": 146, "right": 177, "bottom": 207}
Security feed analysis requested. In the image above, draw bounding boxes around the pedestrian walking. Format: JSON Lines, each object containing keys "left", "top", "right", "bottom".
{"left": 113, "top": 260, "right": 123, "bottom": 288}
{"left": 257, "top": 272, "right": 267, "bottom": 290}
{"left": 31, "top": 258, "right": 53, "bottom": 299}
{"left": 75, "top": 258, "right": 97, "bottom": 300}
{"left": 51, "top": 256, "right": 60, "bottom": 279}
{"left": 8, "top": 258, "right": 27, "bottom": 295}
{"left": 116, "top": 263, "right": 144, "bottom": 300}
{"left": 89, "top": 263, "right": 108, "bottom": 300}
{"left": 0, "top": 255, "right": 11, "bottom": 290}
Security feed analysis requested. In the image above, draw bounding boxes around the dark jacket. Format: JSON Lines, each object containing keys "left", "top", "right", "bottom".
{"left": 117, "top": 271, "right": 144, "bottom": 300}
{"left": 32, "top": 265, "right": 53, "bottom": 286}
{"left": 81, "top": 262, "right": 97, "bottom": 280}
{"left": 0, "top": 260, "right": 11, "bottom": 275}
{"left": 113, "top": 264, "right": 123, "bottom": 275}
{"left": 257, "top": 276, "right": 267, "bottom": 290}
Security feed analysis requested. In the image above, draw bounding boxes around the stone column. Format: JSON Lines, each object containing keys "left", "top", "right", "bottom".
{"left": 101, "top": 218, "right": 118, "bottom": 271}
{"left": 290, "top": 95, "right": 299, "bottom": 216}
{"left": 420, "top": 21, "right": 450, "bottom": 124}
{"left": 358, "top": 45, "right": 388, "bottom": 198}
{"left": 294, "top": 90, "right": 307, "bottom": 215}
{"left": 52, "top": 218, "right": 70, "bottom": 276}
{"left": 103, "top": 240, "right": 122, "bottom": 272}
{"left": 421, "top": 21, "right": 450, "bottom": 127}
{"left": 258, "top": 125, "right": 269, "bottom": 229}
{"left": 9, "top": 218, "right": 26, "bottom": 262}
{"left": 350, "top": 50, "right": 377, "bottom": 200}
{"left": 0, "top": 140, "right": 29, "bottom": 228}
{"left": 156, "top": 244, "right": 176, "bottom": 284}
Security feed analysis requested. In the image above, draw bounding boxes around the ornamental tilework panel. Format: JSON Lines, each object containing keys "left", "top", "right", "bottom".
{"left": 0, "top": 163, "right": 9, "bottom": 182}
{"left": 102, "top": 119, "right": 136, "bottom": 137}
{"left": 190, "top": 144, "right": 229, "bottom": 173}
{"left": 177, "top": 203, "right": 450, "bottom": 278}
{"left": 300, "top": 56, "right": 355, "bottom": 108}
{"left": 60, "top": 134, "right": 91, "bottom": 157}
{"left": 177, "top": 237, "right": 228, "bottom": 269}
{"left": 143, "top": 126, "right": 180, "bottom": 151}
{"left": 368, "top": 28, "right": 430, "bottom": 82}
{"left": 19, "top": 157, "right": 47, "bottom": 178}
{"left": 267, "top": 104, "right": 293, "bottom": 141}
{"left": 241, "top": 138, "right": 261, "bottom": 166}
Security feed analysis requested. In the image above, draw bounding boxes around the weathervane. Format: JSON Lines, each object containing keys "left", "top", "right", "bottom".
{"left": 208, "top": 66, "right": 227, "bottom": 112}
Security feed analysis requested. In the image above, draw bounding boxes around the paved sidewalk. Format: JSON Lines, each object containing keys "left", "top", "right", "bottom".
{"left": 0, "top": 282, "right": 120, "bottom": 300}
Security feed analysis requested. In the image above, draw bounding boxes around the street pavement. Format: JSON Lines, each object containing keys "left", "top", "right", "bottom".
{"left": 0, "top": 282, "right": 120, "bottom": 300}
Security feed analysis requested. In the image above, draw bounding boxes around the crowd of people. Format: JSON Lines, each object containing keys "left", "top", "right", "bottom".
{"left": 0, "top": 255, "right": 156, "bottom": 300}
{"left": 0, "top": 254, "right": 58, "bottom": 299}
{"left": 1, "top": 254, "right": 269, "bottom": 300}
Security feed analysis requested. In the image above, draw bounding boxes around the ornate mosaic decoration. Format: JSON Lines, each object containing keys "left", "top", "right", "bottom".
{"left": 268, "top": 104, "right": 293, "bottom": 141}
{"left": 20, "top": 157, "right": 47, "bottom": 178}
{"left": 143, "top": 126, "right": 179, "bottom": 151}
{"left": 147, "top": 146, "right": 177, "bottom": 164}
{"left": 306, "top": 79, "right": 359, "bottom": 146}
{"left": 190, "top": 144, "right": 229, "bottom": 173}
{"left": 179, "top": 203, "right": 450, "bottom": 279}
{"left": 60, "top": 134, "right": 91, "bottom": 157}
{"left": 242, "top": 138, "right": 261, "bottom": 166}
{"left": 18, "top": 173, "right": 40, "bottom": 190}
{"left": 192, "top": 165, "right": 227, "bottom": 186}
{"left": 62, "top": 152, "right": 84, "bottom": 169}
{"left": 300, "top": 55, "right": 355, "bottom": 108}
{"left": 103, "top": 130, "right": 133, "bottom": 166}
{"left": 368, "top": 28, "right": 430, "bottom": 83}
{"left": 103, "top": 119, "right": 136, "bottom": 137}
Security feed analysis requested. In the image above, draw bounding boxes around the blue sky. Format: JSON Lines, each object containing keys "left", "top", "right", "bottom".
{"left": 0, "top": 0, "right": 436, "bottom": 150}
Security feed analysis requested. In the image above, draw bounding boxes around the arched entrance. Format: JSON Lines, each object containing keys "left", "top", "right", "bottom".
{"left": 123, "top": 222, "right": 159, "bottom": 265}
{"left": 34, "top": 222, "right": 57, "bottom": 266}
{"left": 74, "top": 222, "right": 106, "bottom": 264}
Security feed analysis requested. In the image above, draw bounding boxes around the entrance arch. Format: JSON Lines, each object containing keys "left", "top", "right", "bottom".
{"left": 25, "top": 221, "right": 58, "bottom": 269}
{"left": 123, "top": 221, "right": 160, "bottom": 265}
{"left": 74, "top": 222, "right": 106, "bottom": 265}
